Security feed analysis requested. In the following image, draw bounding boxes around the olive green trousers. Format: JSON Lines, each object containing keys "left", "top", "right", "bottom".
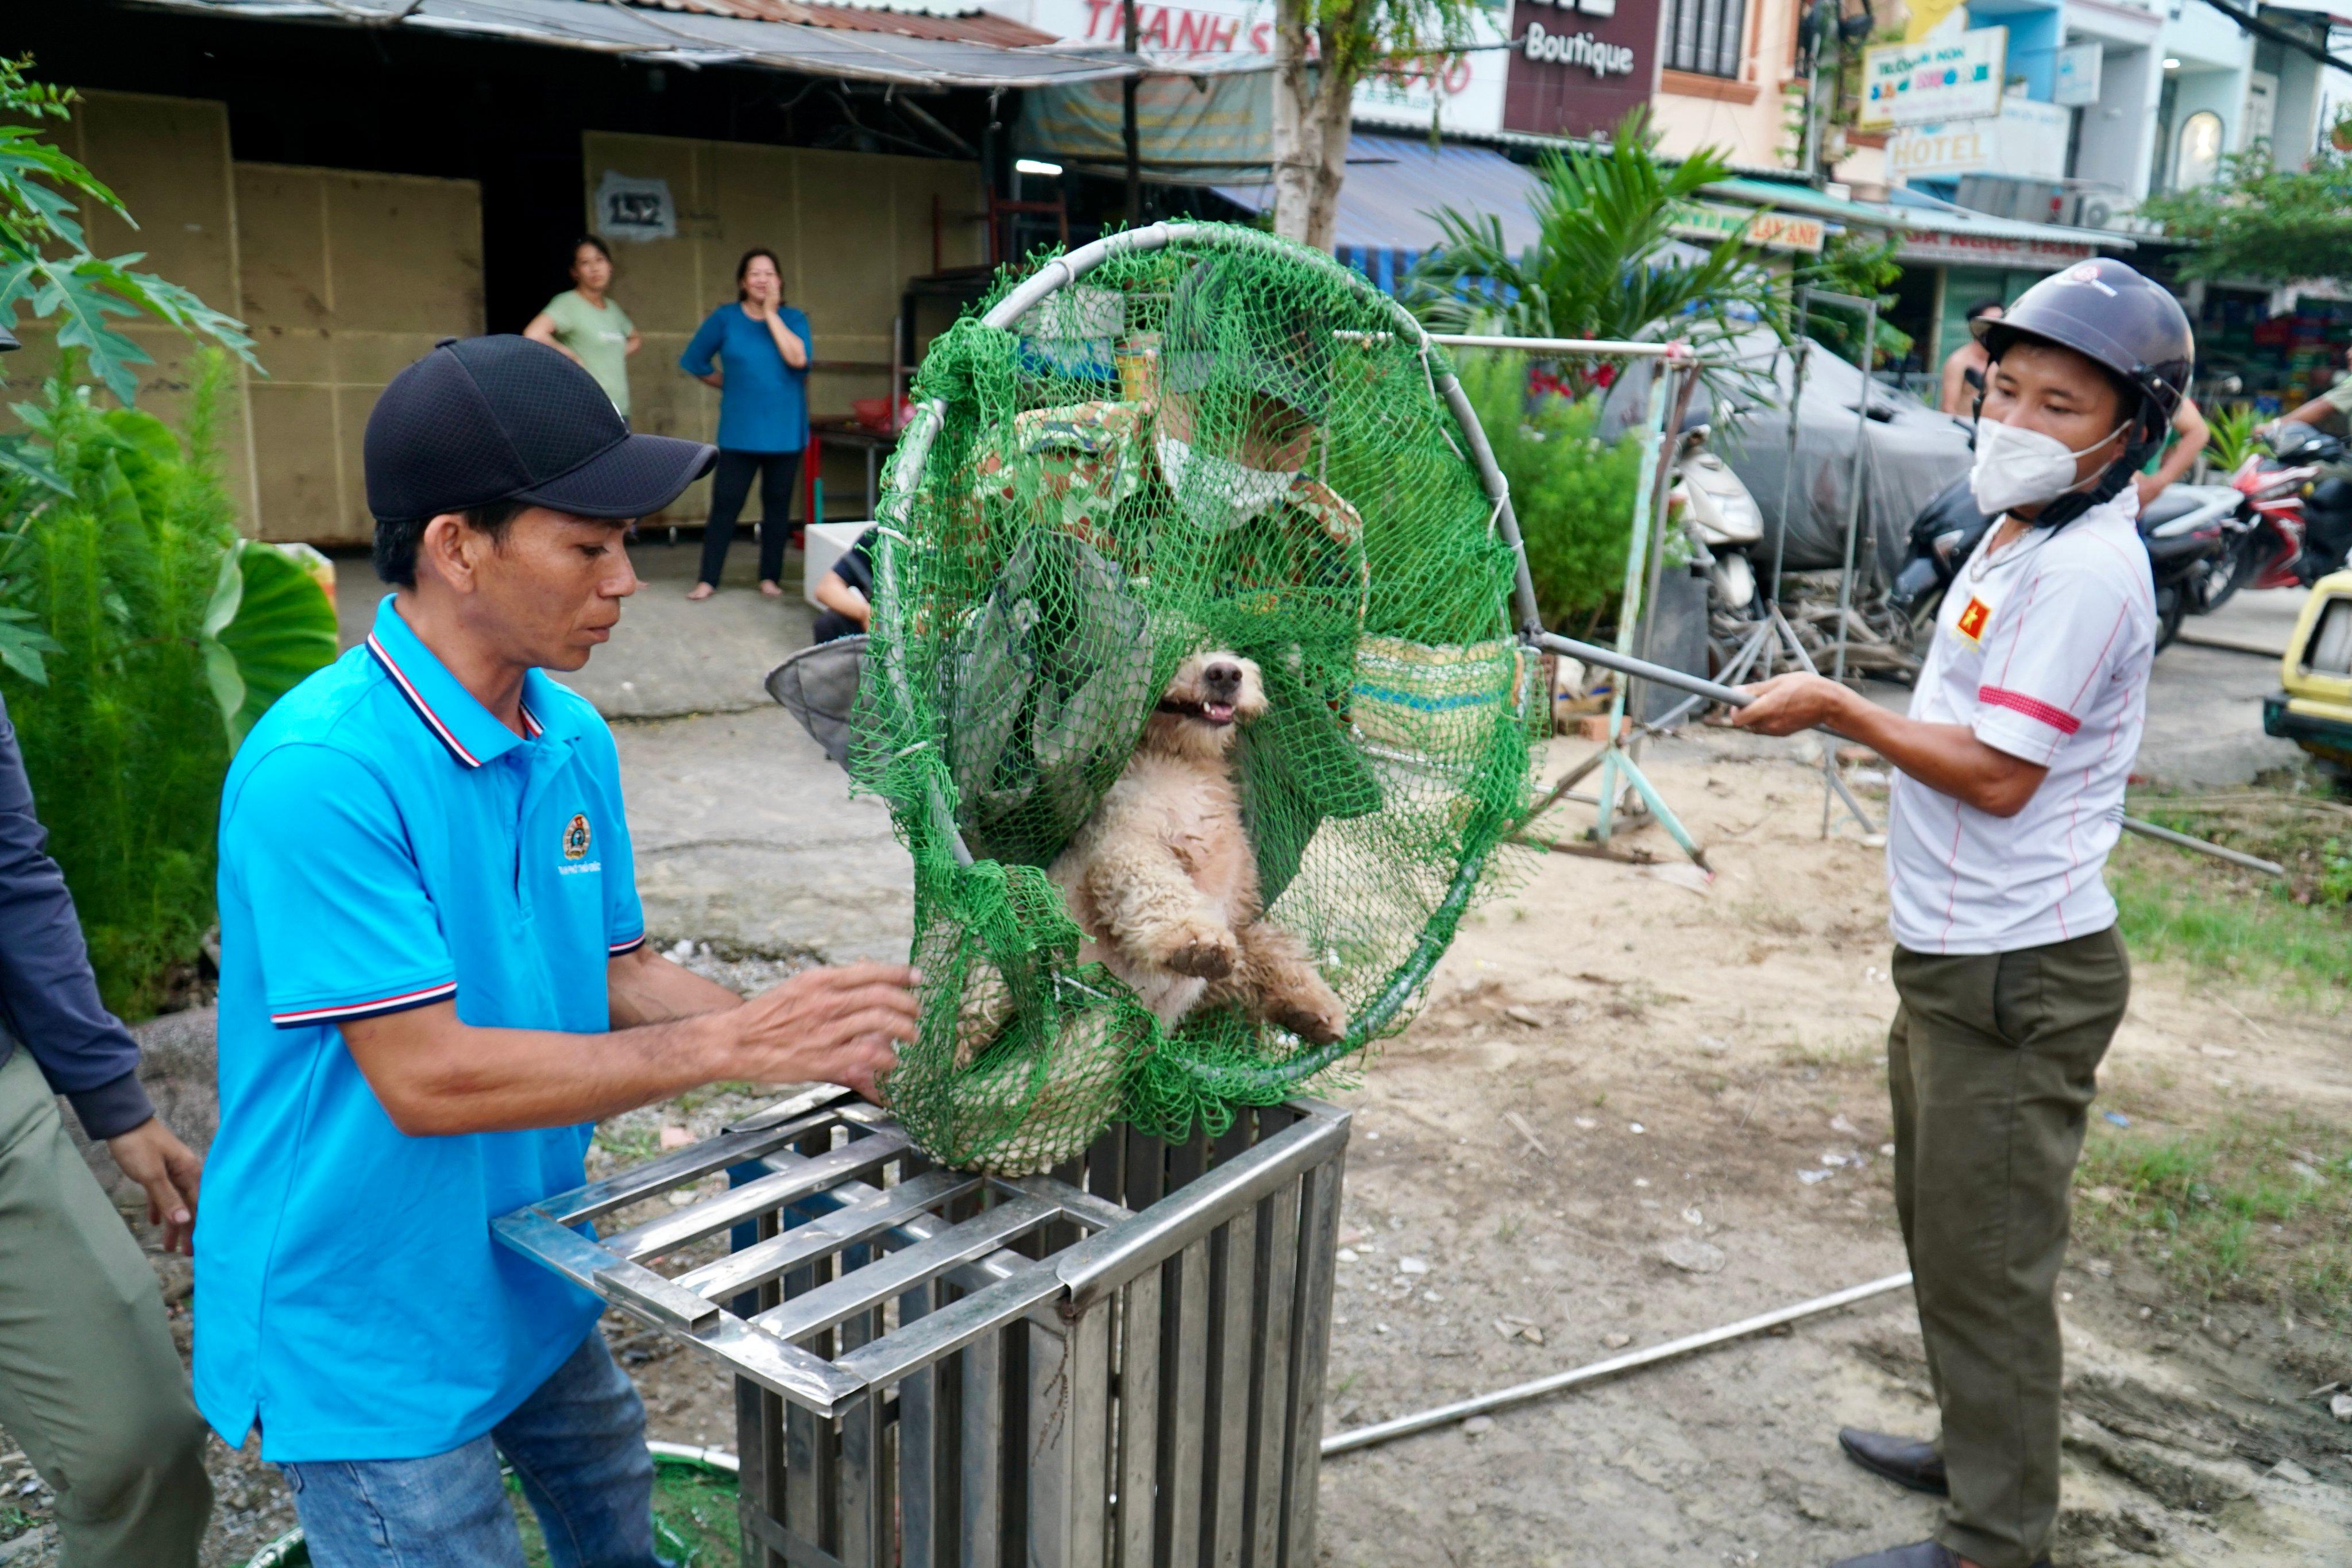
{"left": 0, "top": 1048, "right": 211, "bottom": 1566}
{"left": 1888, "top": 926, "right": 2130, "bottom": 1568}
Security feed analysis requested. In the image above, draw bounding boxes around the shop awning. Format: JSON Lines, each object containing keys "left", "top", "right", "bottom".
{"left": 1699, "top": 175, "right": 2135, "bottom": 267}
{"left": 128, "top": 0, "right": 1236, "bottom": 90}
{"left": 1209, "top": 134, "right": 1547, "bottom": 252}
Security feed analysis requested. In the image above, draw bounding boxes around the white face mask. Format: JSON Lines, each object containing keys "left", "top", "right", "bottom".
{"left": 1969, "top": 416, "right": 2128, "bottom": 519}
{"left": 1155, "top": 434, "right": 1297, "bottom": 530}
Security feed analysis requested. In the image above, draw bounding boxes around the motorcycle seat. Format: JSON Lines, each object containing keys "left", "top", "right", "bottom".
{"left": 2138, "top": 488, "right": 2212, "bottom": 528}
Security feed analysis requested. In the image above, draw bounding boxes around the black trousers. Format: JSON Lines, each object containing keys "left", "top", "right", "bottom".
{"left": 697, "top": 447, "right": 802, "bottom": 586}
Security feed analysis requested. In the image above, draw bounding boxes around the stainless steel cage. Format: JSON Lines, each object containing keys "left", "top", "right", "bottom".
{"left": 495, "top": 1087, "right": 1350, "bottom": 1568}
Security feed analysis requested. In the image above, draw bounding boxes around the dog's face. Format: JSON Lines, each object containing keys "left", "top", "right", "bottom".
{"left": 1144, "top": 649, "right": 1265, "bottom": 759}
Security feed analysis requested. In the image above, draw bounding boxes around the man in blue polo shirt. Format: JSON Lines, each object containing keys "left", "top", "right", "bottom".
{"left": 198, "top": 336, "right": 918, "bottom": 1566}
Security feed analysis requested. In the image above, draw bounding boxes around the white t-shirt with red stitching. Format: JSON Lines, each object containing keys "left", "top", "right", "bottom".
{"left": 1886, "top": 492, "right": 2156, "bottom": 955}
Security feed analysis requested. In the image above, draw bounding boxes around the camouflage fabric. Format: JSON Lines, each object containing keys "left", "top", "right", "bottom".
{"left": 970, "top": 400, "right": 1370, "bottom": 637}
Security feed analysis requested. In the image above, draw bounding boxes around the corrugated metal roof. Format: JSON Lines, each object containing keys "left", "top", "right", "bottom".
{"left": 1212, "top": 134, "right": 1546, "bottom": 251}
{"left": 635, "top": 0, "right": 1057, "bottom": 48}
{"left": 131, "top": 0, "right": 1162, "bottom": 88}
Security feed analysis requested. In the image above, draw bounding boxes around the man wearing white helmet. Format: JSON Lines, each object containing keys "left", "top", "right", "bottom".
{"left": 1732, "top": 258, "right": 2193, "bottom": 1568}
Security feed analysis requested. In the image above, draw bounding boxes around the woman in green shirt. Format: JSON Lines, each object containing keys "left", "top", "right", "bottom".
{"left": 524, "top": 235, "right": 641, "bottom": 417}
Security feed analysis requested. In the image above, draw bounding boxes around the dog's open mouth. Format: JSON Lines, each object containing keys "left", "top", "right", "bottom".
{"left": 1158, "top": 698, "right": 1238, "bottom": 726}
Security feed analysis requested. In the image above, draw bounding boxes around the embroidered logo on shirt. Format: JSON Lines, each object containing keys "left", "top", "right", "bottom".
{"left": 563, "top": 813, "right": 592, "bottom": 860}
{"left": 1953, "top": 594, "right": 1992, "bottom": 648}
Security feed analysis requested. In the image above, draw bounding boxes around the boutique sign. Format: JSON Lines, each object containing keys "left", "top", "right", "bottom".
{"left": 1503, "top": 0, "right": 1659, "bottom": 137}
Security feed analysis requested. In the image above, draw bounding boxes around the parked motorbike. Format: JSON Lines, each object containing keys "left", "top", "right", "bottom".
{"left": 2195, "top": 421, "right": 2352, "bottom": 613}
{"left": 1891, "top": 476, "right": 2227, "bottom": 654}
{"left": 1671, "top": 415, "right": 1767, "bottom": 613}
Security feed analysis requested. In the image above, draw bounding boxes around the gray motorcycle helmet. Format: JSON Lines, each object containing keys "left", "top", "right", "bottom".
{"left": 1973, "top": 259, "right": 2194, "bottom": 446}
{"left": 1971, "top": 258, "right": 2195, "bottom": 527}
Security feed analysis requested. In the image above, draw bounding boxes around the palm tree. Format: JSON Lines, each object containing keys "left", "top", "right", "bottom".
{"left": 1402, "top": 111, "right": 1785, "bottom": 362}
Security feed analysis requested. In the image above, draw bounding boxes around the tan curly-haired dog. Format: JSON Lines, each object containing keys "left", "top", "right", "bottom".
{"left": 1043, "top": 649, "right": 1347, "bottom": 1044}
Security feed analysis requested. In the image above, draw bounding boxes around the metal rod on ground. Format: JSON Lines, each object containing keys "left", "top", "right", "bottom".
{"left": 1530, "top": 631, "right": 2290, "bottom": 879}
{"left": 2112, "top": 816, "right": 2288, "bottom": 878}
{"left": 1322, "top": 1272, "right": 1914, "bottom": 1457}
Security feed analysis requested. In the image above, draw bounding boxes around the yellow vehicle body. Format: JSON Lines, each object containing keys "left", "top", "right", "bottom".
{"left": 2263, "top": 570, "right": 2352, "bottom": 774}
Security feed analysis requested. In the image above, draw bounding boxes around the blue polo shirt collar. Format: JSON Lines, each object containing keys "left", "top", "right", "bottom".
{"left": 364, "top": 596, "right": 582, "bottom": 767}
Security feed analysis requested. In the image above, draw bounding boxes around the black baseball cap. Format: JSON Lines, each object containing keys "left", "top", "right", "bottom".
{"left": 364, "top": 334, "right": 715, "bottom": 523}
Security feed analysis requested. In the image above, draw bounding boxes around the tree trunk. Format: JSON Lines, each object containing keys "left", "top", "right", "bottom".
{"left": 1271, "top": 0, "right": 1318, "bottom": 242}
{"left": 1301, "top": 22, "right": 1354, "bottom": 251}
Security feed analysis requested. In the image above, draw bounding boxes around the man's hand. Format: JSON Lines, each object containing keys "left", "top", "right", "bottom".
{"left": 1728, "top": 673, "right": 1857, "bottom": 739}
{"left": 2133, "top": 472, "right": 2164, "bottom": 509}
{"left": 720, "top": 963, "right": 921, "bottom": 1103}
{"left": 107, "top": 1117, "right": 203, "bottom": 1254}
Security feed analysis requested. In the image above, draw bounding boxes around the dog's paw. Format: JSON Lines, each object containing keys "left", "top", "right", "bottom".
{"left": 1271, "top": 994, "right": 1347, "bottom": 1045}
{"left": 1165, "top": 924, "right": 1238, "bottom": 979}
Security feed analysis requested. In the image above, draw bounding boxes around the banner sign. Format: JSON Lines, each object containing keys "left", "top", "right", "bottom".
{"left": 1668, "top": 200, "right": 1827, "bottom": 254}
{"left": 1005, "top": 0, "right": 1509, "bottom": 135}
{"left": 594, "top": 172, "right": 676, "bottom": 242}
{"left": 1018, "top": 73, "right": 1273, "bottom": 183}
{"left": 1894, "top": 229, "right": 2096, "bottom": 269}
{"left": 2053, "top": 42, "right": 2102, "bottom": 107}
{"left": 1500, "top": 0, "right": 1661, "bottom": 137}
{"left": 1859, "top": 28, "right": 2007, "bottom": 129}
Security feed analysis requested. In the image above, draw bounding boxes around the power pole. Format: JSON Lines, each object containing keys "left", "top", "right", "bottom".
{"left": 1123, "top": 0, "right": 1142, "bottom": 225}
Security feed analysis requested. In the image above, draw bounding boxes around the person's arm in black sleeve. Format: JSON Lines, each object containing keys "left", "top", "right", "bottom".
{"left": 0, "top": 689, "right": 155, "bottom": 1139}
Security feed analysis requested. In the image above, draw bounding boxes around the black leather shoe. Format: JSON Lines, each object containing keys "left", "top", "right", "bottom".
{"left": 1826, "top": 1543, "right": 2051, "bottom": 1568}
{"left": 1837, "top": 1428, "right": 1948, "bottom": 1496}
{"left": 1826, "top": 1544, "right": 1959, "bottom": 1568}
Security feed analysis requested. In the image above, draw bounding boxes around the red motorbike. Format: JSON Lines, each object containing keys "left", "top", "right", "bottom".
{"left": 2199, "top": 422, "right": 2352, "bottom": 613}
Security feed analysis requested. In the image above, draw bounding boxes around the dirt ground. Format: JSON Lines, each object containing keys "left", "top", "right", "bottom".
{"left": 22, "top": 737, "right": 2352, "bottom": 1566}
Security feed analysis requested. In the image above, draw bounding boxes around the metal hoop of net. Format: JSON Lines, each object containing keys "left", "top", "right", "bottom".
{"left": 853, "top": 222, "right": 1543, "bottom": 1175}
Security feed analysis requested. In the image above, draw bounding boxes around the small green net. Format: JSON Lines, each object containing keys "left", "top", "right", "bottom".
{"left": 854, "top": 224, "right": 1544, "bottom": 1174}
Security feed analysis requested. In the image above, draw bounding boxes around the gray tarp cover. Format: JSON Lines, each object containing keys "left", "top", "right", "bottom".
{"left": 1713, "top": 331, "right": 1975, "bottom": 583}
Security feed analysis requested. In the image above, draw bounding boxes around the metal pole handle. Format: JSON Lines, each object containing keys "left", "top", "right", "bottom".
{"left": 1530, "top": 631, "right": 2287, "bottom": 878}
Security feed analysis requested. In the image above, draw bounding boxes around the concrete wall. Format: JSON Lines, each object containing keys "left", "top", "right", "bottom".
{"left": 1650, "top": 0, "right": 1802, "bottom": 170}
{"left": 2075, "top": 42, "right": 2163, "bottom": 196}
{"left": 579, "top": 130, "right": 987, "bottom": 524}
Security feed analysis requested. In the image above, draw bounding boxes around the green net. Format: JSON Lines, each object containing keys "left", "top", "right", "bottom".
{"left": 854, "top": 223, "right": 1544, "bottom": 1175}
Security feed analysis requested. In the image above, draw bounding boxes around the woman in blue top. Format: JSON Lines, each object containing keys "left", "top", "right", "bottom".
{"left": 679, "top": 248, "right": 812, "bottom": 598}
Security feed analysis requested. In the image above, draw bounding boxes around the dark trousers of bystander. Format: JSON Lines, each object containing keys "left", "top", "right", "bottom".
{"left": 1886, "top": 925, "right": 2131, "bottom": 1568}
{"left": 696, "top": 448, "right": 803, "bottom": 587}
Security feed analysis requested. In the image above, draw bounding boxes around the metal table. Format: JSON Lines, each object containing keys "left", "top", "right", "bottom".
{"left": 496, "top": 1086, "right": 1350, "bottom": 1568}
{"left": 806, "top": 419, "right": 897, "bottom": 523}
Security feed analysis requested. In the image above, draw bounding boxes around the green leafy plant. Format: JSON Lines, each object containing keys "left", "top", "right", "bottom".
{"left": 2203, "top": 401, "right": 2260, "bottom": 474}
{"left": 1403, "top": 110, "right": 1787, "bottom": 374}
{"left": 1800, "top": 231, "right": 1913, "bottom": 369}
{"left": 0, "top": 353, "right": 335, "bottom": 1015}
{"left": 0, "top": 55, "right": 258, "bottom": 407}
{"left": 1457, "top": 349, "right": 1646, "bottom": 632}
{"left": 2138, "top": 146, "right": 2352, "bottom": 284}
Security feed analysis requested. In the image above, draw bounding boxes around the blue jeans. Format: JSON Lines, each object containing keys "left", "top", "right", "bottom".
{"left": 276, "top": 1331, "right": 659, "bottom": 1567}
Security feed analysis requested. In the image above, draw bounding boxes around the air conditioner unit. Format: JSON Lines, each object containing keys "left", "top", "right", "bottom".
{"left": 2077, "top": 195, "right": 2118, "bottom": 229}
{"left": 1956, "top": 175, "right": 2068, "bottom": 222}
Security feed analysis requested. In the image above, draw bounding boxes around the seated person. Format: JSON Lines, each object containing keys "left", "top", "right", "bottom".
{"left": 813, "top": 526, "right": 875, "bottom": 643}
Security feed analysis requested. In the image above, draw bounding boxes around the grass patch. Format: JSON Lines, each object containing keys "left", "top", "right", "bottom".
{"left": 2110, "top": 785, "right": 2352, "bottom": 1007}
{"left": 2076, "top": 1113, "right": 2352, "bottom": 1326}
